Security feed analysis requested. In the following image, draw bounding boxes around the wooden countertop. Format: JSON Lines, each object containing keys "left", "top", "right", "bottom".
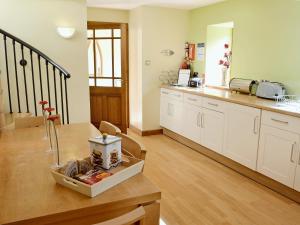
{"left": 0, "top": 123, "right": 161, "bottom": 225}
{"left": 162, "top": 85, "right": 300, "bottom": 118}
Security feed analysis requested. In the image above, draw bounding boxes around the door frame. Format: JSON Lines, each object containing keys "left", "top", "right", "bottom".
{"left": 87, "top": 21, "right": 129, "bottom": 132}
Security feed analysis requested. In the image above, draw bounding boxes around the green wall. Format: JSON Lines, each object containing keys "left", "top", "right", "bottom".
{"left": 189, "top": 0, "right": 300, "bottom": 94}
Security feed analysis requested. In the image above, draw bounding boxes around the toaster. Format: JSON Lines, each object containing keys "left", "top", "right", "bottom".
{"left": 256, "top": 81, "right": 286, "bottom": 99}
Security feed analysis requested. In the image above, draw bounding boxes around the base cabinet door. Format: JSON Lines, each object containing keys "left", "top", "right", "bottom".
{"left": 183, "top": 103, "right": 202, "bottom": 144}
{"left": 201, "top": 108, "right": 225, "bottom": 155}
{"left": 295, "top": 165, "right": 300, "bottom": 192}
{"left": 257, "top": 125, "right": 299, "bottom": 188}
{"left": 166, "top": 98, "right": 183, "bottom": 135}
{"left": 224, "top": 103, "right": 261, "bottom": 170}
{"left": 160, "top": 93, "right": 169, "bottom": 128}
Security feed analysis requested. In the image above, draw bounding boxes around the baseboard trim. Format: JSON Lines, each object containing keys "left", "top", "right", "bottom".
{"left": 163, "top": 128, "right": 300, "bottom": 204}
{"left": 129, "top": 125, "right": 163, "bottom": 136}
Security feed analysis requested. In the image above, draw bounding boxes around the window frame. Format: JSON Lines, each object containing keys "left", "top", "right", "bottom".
{"left": 87, "top": 23, "right": 122, "bottom": 88}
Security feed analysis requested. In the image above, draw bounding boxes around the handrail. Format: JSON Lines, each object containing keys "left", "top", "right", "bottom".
{"left": 0, "top": 28, "right": 71, "bottom": 78}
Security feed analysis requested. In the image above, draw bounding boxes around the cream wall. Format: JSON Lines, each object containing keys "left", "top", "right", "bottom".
{"left": 129, "top": 7, "right": 143, "bottom": 130}
{"left": 87, "top": 7, "right": 129, "bottom": 23}
{"left": 190, "top": 0, "right": 300, "bottom": 94}
{"left": 129, "top": 6, "right": 189, "bottom": 131}
{"left": 141, "top": 6, "right": 189, "bottom": 130}
{"left": 0, "top": 0, "right": 89, "bottom": 123}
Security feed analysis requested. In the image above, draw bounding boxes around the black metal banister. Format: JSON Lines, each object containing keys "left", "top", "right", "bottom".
{"left": 0, "top": 28, "right": 71, "bottom": 78}
{"left": 0, "top": 28, "right": 71, "bottom": 124}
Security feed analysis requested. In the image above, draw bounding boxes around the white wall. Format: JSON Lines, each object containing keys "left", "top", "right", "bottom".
{"left": 0, "top": 0, "right": 89, "bottom": 123}
{"left": 87, "top": 7, "right": 129, "bottom": 23}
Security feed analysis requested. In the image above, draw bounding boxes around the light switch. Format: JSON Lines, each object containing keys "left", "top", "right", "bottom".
{"left": 145, "top": 60, "right": 151, "bottom": 66}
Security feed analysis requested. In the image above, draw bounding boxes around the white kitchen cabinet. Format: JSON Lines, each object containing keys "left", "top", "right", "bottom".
{"left": 257, "top": 125, "right": 300, "bottom": 188}
{"left": 201, "top": 108, "right": 225, "bottom": 155}
{"left": 160, "top": 89, "right": 183, "bottom": 135}
{"left": 160, "top": 90, "right": 169, "bottom": 128}
{"left": 224, "top": 103, "right": 261, "bottom": 170}
{"left": 295, "top": 162, "right": 300, "bottom": 192}
{"left": 183, "top": 102, "right": 202, "bottom": 144}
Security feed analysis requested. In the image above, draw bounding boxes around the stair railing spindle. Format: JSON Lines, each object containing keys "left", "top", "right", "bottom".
{"left": 53, "top": 66, "right": 58, "bottom": 115}
{"left": 3, "top": 35, "right": 12, "bottom": 113}
{"left": 64, "top": 76, "right": 69, "bottom": 124}
{"left": 21, "top": 45, "right": 29, "bottom": 113}
{"left": 30, "top": 50, "right": 37, "bottom": 116}
{"left": 59, "top": 71, "right": 65, "bottom": 124}
{"left": 12, "top": 40, "right": 21, "bottom": 113}
{"left": 45, "top": 61, "right": 51, "bottom": 107}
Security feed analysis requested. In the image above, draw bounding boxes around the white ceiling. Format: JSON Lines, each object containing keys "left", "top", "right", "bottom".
{"left": 87, "top": 0, "right": 226, "bottom": 10}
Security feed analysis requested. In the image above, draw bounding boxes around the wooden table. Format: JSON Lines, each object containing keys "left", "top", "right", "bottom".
{"left": 0, "top": 123, "right": 161, "bottom": 225}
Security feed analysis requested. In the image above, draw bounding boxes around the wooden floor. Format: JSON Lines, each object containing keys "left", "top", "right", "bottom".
{"left": 127, "top": 130, "right": 300, "bottom": 225}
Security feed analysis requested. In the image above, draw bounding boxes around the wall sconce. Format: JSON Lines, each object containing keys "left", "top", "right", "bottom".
{"left": 56, "top": 27, "right": 75, "bottom": 39}
{"left": 160, "top": 49, "right": 175, "bottom": 56}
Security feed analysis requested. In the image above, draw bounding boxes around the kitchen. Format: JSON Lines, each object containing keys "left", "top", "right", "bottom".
{"left": 1, "top": 0, "right": 300, "bottom": 225}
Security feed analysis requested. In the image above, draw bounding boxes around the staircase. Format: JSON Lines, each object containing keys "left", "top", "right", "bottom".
{"left": 0, "top": 28, "right": 71, "bottom": 126}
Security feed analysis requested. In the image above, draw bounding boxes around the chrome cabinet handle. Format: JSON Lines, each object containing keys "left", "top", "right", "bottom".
{"left": 271, "top": 118, "right": 288, "bottom": 125}
{"left": 162, "top": 91, "right": 169, "bottom": 95}
{"left": 207, "top": 102, "right": 218, "bottom": 107}
{"left": 171, "top": 93, "right": 181, "bottom": 98}
{"left": 201, "top": 113, "right": 204, "bottom": 128}
{"left": 197, "top": 112, "right": 200, "bottom": 127}
{"left": 253, "top": 116, "right": 259, "bottom": 134}
{"left": 290, "top": 142, "right": 296, "bottom": 163}
{"left": 188, "top": 97, "right": 197, "bottom": 102}
{"left": 167, "top": 103, "right": 171, "bottom": 116}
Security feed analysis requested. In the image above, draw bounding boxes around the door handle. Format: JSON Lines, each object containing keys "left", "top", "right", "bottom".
{"left": 298, "top": 149, "right": 300, "bottom": 165}
{"left": 290, "top": 142, "right": 296, "bottom": 163}
{"left": 253, "top": 116, "right": 259, "bottom": 134}
{"left": 201, "top": 113, "right": 204, "bottom": 128}
{"left": 197, "top": 112, "right": 200, "bottom": 127}
{"left": 271, "top": 118, "right": 288, "bottom": 125}
{"left": 207, "top": 102, "right": 218, "bottom": 107}
{"left": 188, "top": 97, "right": 197, "bottom": 102}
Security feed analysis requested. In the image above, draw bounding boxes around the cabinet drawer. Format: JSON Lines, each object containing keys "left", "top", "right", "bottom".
{"left": 202, "top": 97, "right": 226, "bottom": 112}
{"left": 184, "top": 93, "right": 202, "bottom": 107}
{"left": 161, "top": 88, "right": 183, "bottom": 102}
{"left": 261, "top": 110, "right": 300, "bottom": 134}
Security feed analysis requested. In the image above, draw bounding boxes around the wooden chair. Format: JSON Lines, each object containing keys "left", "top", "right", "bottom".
{"left": 99, "top": 121, "right": 121, "bottom": 136}
{"left": 93, "top": 206, "right": 145, "bottom": 225}
{"left": 118, "top": 133, "right": 146, "bottom": 160}
{"left": 15, "top": 116, "right": 44, "bottom": 129}
{"left": 15, "top": 115, "right": 61, "bottom": 129}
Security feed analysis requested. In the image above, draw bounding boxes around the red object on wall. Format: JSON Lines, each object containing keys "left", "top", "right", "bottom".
{"left": 188, "top": 44, "right": 195, "bottom": 60}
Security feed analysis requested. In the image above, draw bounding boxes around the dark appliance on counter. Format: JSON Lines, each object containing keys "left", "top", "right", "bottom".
{"left": 189, "top": 72, "right": 203, "bottom": 87}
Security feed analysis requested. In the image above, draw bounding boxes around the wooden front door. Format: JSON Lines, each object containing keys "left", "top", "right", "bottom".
{"left": 87, "top": 22, "right": 129, "bottom": 132}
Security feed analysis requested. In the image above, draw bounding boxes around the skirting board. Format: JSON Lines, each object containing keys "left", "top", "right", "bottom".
{"left": 129, "top": 125, "right": 163, "bottom": 136}
{"left": 163, "top": 128, "right": 300, "bottom": 204}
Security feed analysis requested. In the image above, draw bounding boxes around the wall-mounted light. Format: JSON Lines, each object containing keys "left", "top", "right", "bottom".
{"left": 56, "top": 27, "right": 75, "bottom": 39}
{"left": 160, "top": 49, "right": 175, "bottom": 56}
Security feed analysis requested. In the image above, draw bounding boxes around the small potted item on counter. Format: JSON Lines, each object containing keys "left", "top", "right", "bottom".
{"left": 88, "top": 134, "right": 122, "bottom": 169}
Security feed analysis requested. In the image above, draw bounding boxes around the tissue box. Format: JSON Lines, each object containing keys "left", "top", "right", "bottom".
{"left": 88, "top": 135, "right": 122, "bottom": 169}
